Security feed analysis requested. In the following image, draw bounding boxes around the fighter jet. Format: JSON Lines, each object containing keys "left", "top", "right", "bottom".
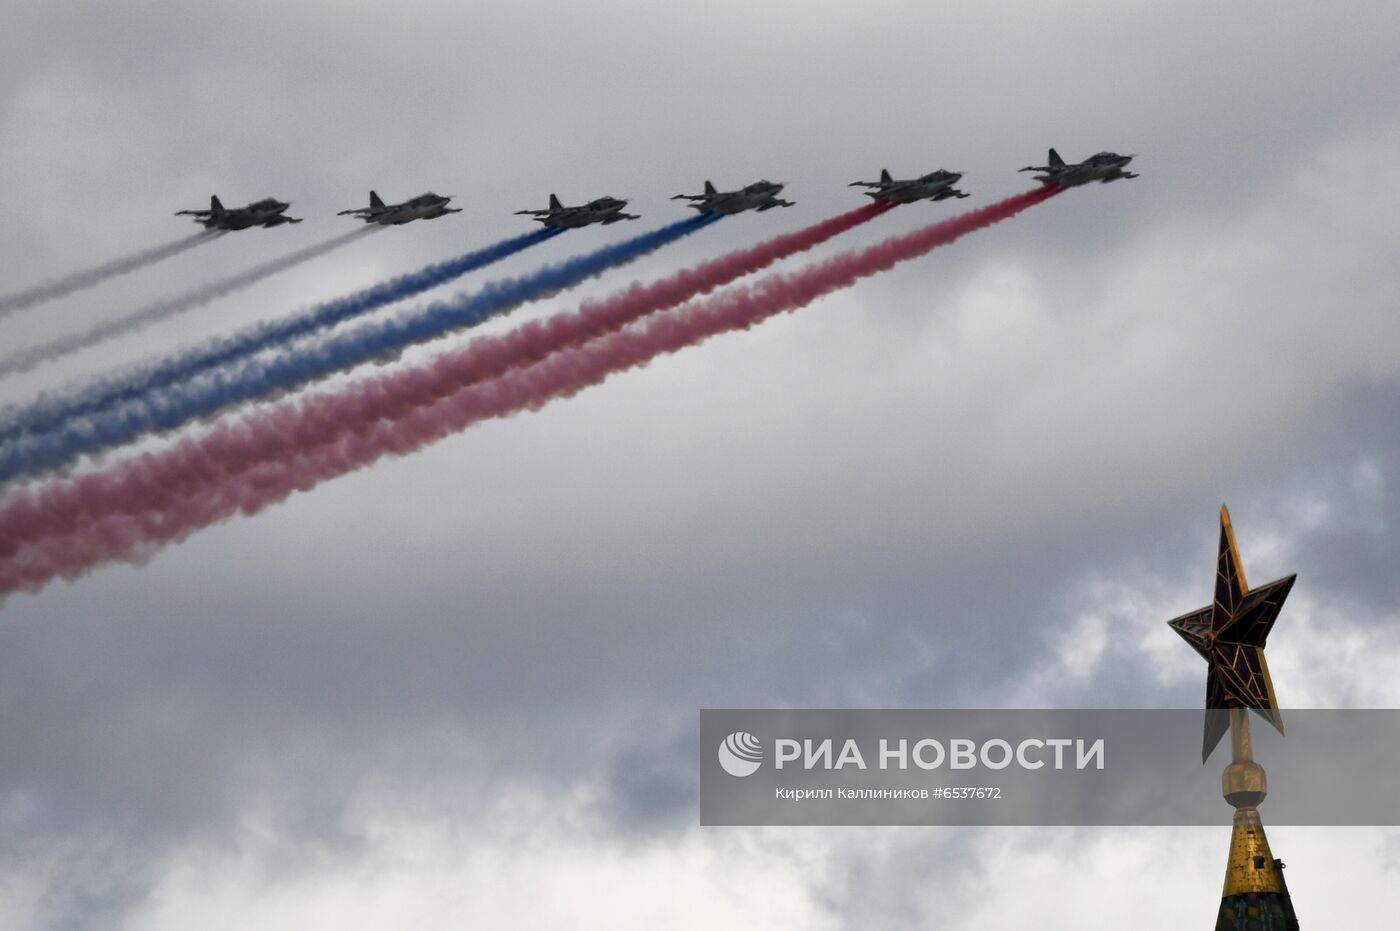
{"left": 338, "top": 190, "right": 461, "bottom": 225}
{"left": 671, "top": 180, "right": 794, "bottom": 215}
{"left": 849, "top": 168, "right": 968, "bottom": 204}
{"left": 175, "top": 196, "right": 302, "bottom": 230}
{"left": 515, "top": 194, "right": 638, "bottom": 229}
{"left": 1020, "top": 148, "right": 1138, "bottom": 186}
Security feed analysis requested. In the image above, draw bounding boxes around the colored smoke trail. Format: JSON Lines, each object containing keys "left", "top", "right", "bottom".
{"left": 0, "top": 228, "right": 378, "bottom": 378}
{"left": 0, "top": 231, "right": 222, "bottom": 321}
{"left": 0, "top": 227, "right": 562, "bottom": 439}
{"left": 0, "top": 215, "right": 717, "bottom": 485}
{"left": 0, "top": 188, "right": 1057, "bottom": 596}
{"left": 0, "top": 201, "right": 893, "bottom": 556}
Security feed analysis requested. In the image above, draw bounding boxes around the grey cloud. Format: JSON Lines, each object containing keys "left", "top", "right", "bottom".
{"left": 1, "top": 1, "right": 1399, "bottom": 927}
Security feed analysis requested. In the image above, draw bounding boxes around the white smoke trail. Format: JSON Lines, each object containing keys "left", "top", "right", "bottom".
{"left": 0, "top": 231, "right": 222, "bottom": 321}
{"left": 0, "top": 228, "right": 377, "bottom": 378}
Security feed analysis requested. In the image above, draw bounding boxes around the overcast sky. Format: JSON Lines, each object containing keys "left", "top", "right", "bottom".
{"left": 1, "top": 2, "right": 1398, "bottom": 928}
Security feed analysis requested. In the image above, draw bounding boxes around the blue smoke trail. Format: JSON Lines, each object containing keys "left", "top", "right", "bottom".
{"left": 0, "top": 214, "right": 719, "bottom": 484}
{"left": 0, "top": 226, "right": 562, "bottom": 439}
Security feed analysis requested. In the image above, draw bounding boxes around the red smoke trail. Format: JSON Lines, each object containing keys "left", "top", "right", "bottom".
{"left": 0, "top": 202, "right": 892, "bottom": 556}
{"left": 0, "top": 187, "right": 1058, "bottom": 597}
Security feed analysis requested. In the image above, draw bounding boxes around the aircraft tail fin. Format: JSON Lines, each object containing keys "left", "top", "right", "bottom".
{"left": 210, "top": 195, "right": 224, "bottom": 215}
{"left": 704, "top": 181, "right": 717, "bottom": 196}
{"left": 880, "top": 169, "right": 893, "bottom": 185}
{"left": 1047, "top": 148, "right": 1065, "bottom": 169}
{"left": 369, "top": 190, "right": 385, "bottom": 210}
{"left": 549, "top": 194, "right": 562, "bottom": 211}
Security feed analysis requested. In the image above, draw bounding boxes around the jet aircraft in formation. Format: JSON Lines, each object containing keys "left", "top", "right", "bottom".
{"left": 176, "top": 151, "right": 1137, "bottom": 231}
{"left": 850, "top": 168, "right": 968, "bottom": 204}
{"left": 671, "top": 180, "right": 793, "bottom": 215}
{"left": 514, "top": 194, "right": 639, "bottom": 229}
{"left": 1020, "top": 148, "right": 1138, "bottom": 186}
{"left": 338, "top": 191, "right": 460, "bottom": 225}
{"left": 176, "top": 196, "right": 302, "bottom": 230}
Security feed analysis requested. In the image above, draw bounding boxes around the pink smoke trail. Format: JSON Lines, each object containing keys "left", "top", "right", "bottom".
{"left": 0, "top": 202, "right": 892, "bottom": 554}
{"left": 0, "top": 188, "right": 1059, "bottom": 597}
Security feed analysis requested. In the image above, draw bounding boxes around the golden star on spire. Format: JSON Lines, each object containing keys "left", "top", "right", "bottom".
{"left": 1166, "top": 505, "right": 1296, "bottom": 762}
